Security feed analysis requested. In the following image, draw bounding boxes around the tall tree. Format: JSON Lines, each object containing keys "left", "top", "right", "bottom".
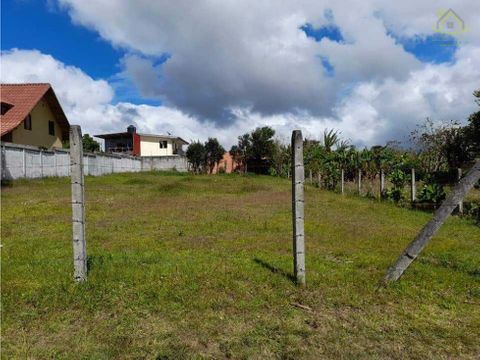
{"left": 63, "top": 133, "right": 100, "bottom": 153}
{"left": 322, "top": 129, "right": 339, "bottom": 152}
{"left": 186, "top": 141, "right": 206, "bottom": 174}
{"left": 249, "top": 126, "right": 276, "bottom": 162}
{"left": 230, "top": 144, "right": 246, "bottom": 173}
{"left": 204, "top": 138, "right": 225, "bottom": 174}
{"left": 82, "top": 134, "right": 100, "bottom": 153}
{"left": 465, "top": 90, "right": 480, "bottom": 159}
{"left": 234, "top": 126, "right": 276, "bottom": 174}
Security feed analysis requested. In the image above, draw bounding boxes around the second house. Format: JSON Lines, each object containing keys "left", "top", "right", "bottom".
{"left": 95, "top": 125, "right": 188, "bottom": 157}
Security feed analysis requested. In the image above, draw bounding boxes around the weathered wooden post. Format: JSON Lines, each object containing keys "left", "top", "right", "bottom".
{"left": 383, "top": 160, "right": 480, "bottom": 283}
{"left": 411, "top": 168, "right": 416, "bottom": 203}
{"left": 341, "top": 169, "right": 344, "bottom": 195}
{"left": 291, "top": 130, "right": 305, "bottom": 286}
{"left": 458, "top": 168, "right": 463, "bottom": 214}
{"left": 309, "top": 169, "right": 313, "bottom": 184}
{"left": 380, "top": 169, "right": 385, "bottom": 197}
{"left": 357, "top": 169, "right": 362, "bottom": 195}
{"left": 70, "top": 125, "right": 87, "bottom": 282}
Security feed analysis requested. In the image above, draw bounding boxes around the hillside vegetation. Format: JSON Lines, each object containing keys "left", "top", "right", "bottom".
{"left": 1, "top": 172, "right": 479, "bottom": 359}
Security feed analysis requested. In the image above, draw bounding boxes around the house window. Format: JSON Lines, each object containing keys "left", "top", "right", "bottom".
{"left": 24, "top": 114, "right": 32, "bottom": 130}
{"left": 1, "top": 103, "right": 12, "bottom": 115}
{"left": 159, "top": 140, "right": 168, "bottom": 149}
{"left": 48, "top": 121, "right": 55, "bottom": 136}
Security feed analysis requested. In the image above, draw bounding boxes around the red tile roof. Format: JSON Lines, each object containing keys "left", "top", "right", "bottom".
{"left": 1, "top": 83, "right": 70, "bottom": 139}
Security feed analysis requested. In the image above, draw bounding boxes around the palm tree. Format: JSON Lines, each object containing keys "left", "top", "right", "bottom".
{"left": 323, "top": 129, "right": 340, "bottom": 152}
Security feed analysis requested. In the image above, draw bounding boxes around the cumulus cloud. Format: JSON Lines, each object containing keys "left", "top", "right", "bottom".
{"left": 1, "top": 49, "right": 117, "bottom": 134}
{"left": 53, "top": 1, "right": 479, "bottom": 134}
{"left": 56, "top": 0, "right": 421, "bottom": 122}
{"left": 2, "top": 1, "right": 480, "bottom": 148}
{"left": 0, "top": 49, "right": 249, "bottom": 145}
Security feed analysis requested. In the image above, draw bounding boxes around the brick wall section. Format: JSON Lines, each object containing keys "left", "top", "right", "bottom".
{"left": 212, "top": 152, "right": 242, "bottom": 174}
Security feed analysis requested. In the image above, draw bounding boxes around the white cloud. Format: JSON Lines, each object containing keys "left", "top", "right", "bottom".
{"left": 56, "top": 0, "right": 423, "bottom": 122}
{"left": 2, "top": 1, "right": 480, "bottom": 149}
{"left": 1, "top": 49, "right": 116, "bottom": 134}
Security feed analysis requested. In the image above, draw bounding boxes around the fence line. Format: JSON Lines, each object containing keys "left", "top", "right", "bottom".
{"left": 306, "top": 166, "right": 470, "bottom": 216}
{"left": 1, "top": 142, "right": 188, "bottom": 180}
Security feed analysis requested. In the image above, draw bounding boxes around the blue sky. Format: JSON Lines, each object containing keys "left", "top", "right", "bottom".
{"left": 1, "top": 0, "right": 167, "bottom": 105}
{"left": 1, "top": 1, "right": 477, "bottom": 147}
{"left": 1, "top": 0, "right": 122, "bottom": 79}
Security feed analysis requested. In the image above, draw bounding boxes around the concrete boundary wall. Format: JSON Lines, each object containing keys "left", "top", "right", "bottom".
{"left": 1, "top": 142, "right": 188, "bottom": 180}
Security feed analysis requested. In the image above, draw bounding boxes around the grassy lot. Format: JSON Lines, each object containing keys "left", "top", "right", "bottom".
{"left": 1, "top": 172, "right": 479, "bottom": 359}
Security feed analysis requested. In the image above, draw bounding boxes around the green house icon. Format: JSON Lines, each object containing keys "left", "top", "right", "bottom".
{"left": 436, "top": 9, "right": 465, "bottom": 35}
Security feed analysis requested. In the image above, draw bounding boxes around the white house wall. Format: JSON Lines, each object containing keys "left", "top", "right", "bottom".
{"left": 140, "top": 136, "right": 173, "bottom": 156}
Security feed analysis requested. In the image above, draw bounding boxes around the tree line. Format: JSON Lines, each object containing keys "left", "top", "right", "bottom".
{"left": 186, "top": 90, "right": 480, "bottom": 204}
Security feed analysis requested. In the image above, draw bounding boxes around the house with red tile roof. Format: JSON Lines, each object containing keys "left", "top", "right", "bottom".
{"left": 1, "top": 83, "right": 70, "bottom": 149}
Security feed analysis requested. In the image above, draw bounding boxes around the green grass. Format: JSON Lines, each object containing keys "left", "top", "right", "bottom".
{"left": 2, "top": 172, "right": 479, "bottom": 359}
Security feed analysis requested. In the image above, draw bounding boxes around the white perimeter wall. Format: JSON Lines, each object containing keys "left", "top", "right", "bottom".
{"left": 1, "top": 142, "right": 188, "bottom": 180}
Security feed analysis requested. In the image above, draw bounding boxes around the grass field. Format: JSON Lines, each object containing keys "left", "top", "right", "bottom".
{"left": 2, "top": 172, "right": 480, "bottom": 359}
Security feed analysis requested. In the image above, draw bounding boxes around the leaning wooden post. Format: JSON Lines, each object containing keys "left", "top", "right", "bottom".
{"left": 458, "top": 168, "right": 463, "bottom": 214}
{"left": 291, "top": 130, "right": 306, "bottom": 286}
{"left": 383, "top": 160, "right": 480, "bottom": 283}
{"left": 380, "top": 169, "right": 385, "bottom": 197}
{"left": 411, "top": 168, "right": 416, "bottom": 203}
{"left": 70, "top": 125, "right": 87, "bottom": 282}
{"left": 340, "top": 169, "right": 344, "bottom": 194}
{"left": 357, "top": 169, "right": 362, "bottom": 195}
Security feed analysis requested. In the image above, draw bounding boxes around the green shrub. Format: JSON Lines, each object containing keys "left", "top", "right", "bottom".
{"left": 383, "top": 169, "right": 407, "bottom": 202}
{"left": 417, "top": 183, "right": 446, "bottom": 204}
{"left": 383, "top": 188, "right": 403, "bottom": 202}
{"left": 466, "top": 202, "right": 480, "bottom": 225}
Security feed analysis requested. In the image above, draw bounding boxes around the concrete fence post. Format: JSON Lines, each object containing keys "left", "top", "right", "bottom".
{"left": 54, "top": 149, "right": 58, "bottom": 177}
{"left": 341, "top": 169, "right": 344, "bottom": 195}
{"left": 23, "top": 148, "right": 27, "bottom": 178}
{"left": 291, "top": 130, "right": 306, "bottom": 286}
{"left": 458, "top": 168, "right": 464, "bottom": 214}
{"left": 380, "top": 169, "right": 385, "bottom": 197}
{"left": 70, "top": 125, "right": 87, "bottom": 282}
{"left": 317, "top": 172, "right": 322, "bottom": 188}
{"left": 85, "top": 155, "right": 89, "bottom": 176}
{"left": 40, "top": 150, "right": 43, "bottom": 178}
{"left": 357, "top": 169, "right": 362, "bottom": 195}
{"left": 383, "top": 160, "right": 480, "bottom": 283}
{"left": 411, "top": 168, "right": 416, "bottom": 203}
{"left": 1, "top": 145, "right": 5, "bottom": 180}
